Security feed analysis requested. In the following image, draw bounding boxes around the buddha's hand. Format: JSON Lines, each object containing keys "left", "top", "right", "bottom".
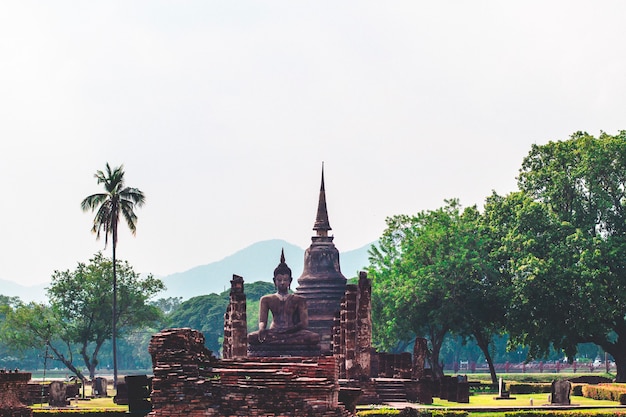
{"left": 258, "top": 329, "right": 266, "bottom": 343}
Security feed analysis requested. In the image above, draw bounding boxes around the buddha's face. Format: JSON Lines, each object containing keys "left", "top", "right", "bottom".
{"left": 274, "top": 273, "right": 291, "bottom": 292}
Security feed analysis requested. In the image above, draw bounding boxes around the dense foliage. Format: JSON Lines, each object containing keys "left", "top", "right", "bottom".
{"left": 368, "top": 200, "right": 507, "bottom": 381}
{"left": 503, "top": 131, "right": 626, "bottom": 381}
{"left": 167, "top": 281, "right": 275, "bottom": 355}
{"left": 369, "top": 131, "right": 626, "bottom": 382}
{"left": 0, "top": 253, "right": 163, "bottom": 380}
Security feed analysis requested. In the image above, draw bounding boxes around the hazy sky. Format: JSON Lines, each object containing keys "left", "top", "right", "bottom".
{"left": 2, "top": 1, "right": 625, "bottom": 286}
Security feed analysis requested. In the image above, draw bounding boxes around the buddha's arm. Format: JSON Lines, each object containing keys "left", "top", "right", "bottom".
{"left": 258, "top": 298, "right": 269, "bottom": 332}
{"left": 298, "top": 300, "right": 309, "bottom": 329}
{"left": 285, "top": 299, "right": 308, "bottom": 333}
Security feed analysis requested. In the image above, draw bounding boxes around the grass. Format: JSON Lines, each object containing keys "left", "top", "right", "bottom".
{"left": 461, "top": 373, "right": 616, "bottom": 384}
{"left": 31, "top": 372, "right": 623, "bottom": 413}
{"left": 31, "top": 384, "right": 127, "bottom": 411}
{"left": 429, "top": 394, "right": 619, "bottom": 408}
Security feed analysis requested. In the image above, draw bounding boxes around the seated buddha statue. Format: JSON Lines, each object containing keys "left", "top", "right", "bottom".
{"left": 248, "top": 250, "right": 321, "bottom": 355}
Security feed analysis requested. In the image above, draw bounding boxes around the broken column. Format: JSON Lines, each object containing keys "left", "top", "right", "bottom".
{"left": 343, "top": 285, "right": 358, "bottom": 380}
{"left": 222, "top": 274, "right": 248, "bottom": 359}
{"left": 355, "top": 271, "right": 372, "bottom": 379}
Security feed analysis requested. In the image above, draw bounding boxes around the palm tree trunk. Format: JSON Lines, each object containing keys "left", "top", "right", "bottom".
{"left": 112, "top": 226, "right": 118, "bottom": 389}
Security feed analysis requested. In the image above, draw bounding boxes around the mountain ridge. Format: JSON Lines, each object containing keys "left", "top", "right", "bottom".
{"left": 0, "top": 239, "right": 374, "bottom": 302}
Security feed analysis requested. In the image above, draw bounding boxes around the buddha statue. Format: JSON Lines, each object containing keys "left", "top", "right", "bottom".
{"left": 247, "top": 250, "right": 321, "bottom": 356}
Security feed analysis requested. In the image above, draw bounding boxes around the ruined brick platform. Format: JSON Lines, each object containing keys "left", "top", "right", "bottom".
{"left": 0, "top": 371, "right": 32, "bottom": 417}
{"left": 149, "top": 328, "right": 353, "bottom": 417}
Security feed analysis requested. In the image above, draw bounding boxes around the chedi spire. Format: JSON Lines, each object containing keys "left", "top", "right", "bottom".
{"left": 313, "top": 164, "right": 331, "bottom": 235}
{"left": 296, "top": 164, "right": 347, "bottom": 354}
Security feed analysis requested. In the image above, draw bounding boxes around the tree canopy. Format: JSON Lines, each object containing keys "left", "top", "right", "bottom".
{"left": 1, "top": 253, "right": 163, "bottom": 380}
{"left": 368, "top": 131, "right": 626, "bottom": 382}
{"left": 368, "top": 200, "right": 507, "bottom": 381}
{"left": 167, "top": 281, "right": 275, "bottom": 356}
{"left": 501, "top": 131, "right": 626, "bottom": 381}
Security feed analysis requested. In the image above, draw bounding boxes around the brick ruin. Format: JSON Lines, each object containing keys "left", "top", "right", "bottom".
{"left": 148, "top": 328, "right": 351, "bottom": 417}
{"left": 148, "top": 271, "right": 446, "bottom": 417}
{"left": 0, "top": 371, "right": 32, "bottom": 417}
{"left": 222, "top": 274, "right": 247, "bottom": 359}
{"left": 147, "top": 169, "right": 467, "bottom": 415}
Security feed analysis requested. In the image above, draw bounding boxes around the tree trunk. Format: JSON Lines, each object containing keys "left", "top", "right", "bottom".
{"left": 598, "top": 330, "right": 626, "bottom": 382}
{"left": 428, "top": 327, "right": 447, "bottom": 379}
{"left": 48, "top": 342, "right": 86, "bottom": 381}
{"left": 112, "top": 224, "right": 118, "bottom": 389}
{"left": 605, "top": 345, "right": 626, "bottom": 382}
{"left": 474, "top": 330, "right": 498, "bottom": 385}
{"left": 81, "top": 341, "right": 104, "bottom": 381}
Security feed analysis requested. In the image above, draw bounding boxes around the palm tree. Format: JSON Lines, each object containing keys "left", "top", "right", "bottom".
{"left": 81, "top": 163, "right": 145, "bottom": 387}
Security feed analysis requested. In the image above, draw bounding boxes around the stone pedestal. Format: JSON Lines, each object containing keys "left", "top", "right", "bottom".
{"left": 247, "top": 342, "right": 321, "bottom": 357}
{"left": 0, "top": 371, "right": 32, "bottom": 417}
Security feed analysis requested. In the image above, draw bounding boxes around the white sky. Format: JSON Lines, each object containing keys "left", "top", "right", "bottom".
{"left": 1, "top": 1, "right": 625, "bottom": 286}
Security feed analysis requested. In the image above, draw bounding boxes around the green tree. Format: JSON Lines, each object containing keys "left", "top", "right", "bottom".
{"left": 167, "top": 281, "right": 275, "bottom": 356}
{"left": 2, "top": 254, "right": 163, "bottom": 380}
{"left": 81, "top": 163, "right": 145, "bottom": 386}
{"left": 500, "top": 131, "right": 626, "bottom": 381}
{"left": 1, "top": 303, "right": 68, "bottom": 371}
{"left": 368, "top": 200, "right": 505, "bottom": 381}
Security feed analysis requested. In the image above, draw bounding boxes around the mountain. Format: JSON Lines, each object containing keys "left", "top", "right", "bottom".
{"left": 160, "top": 239, "right": 374, "bottom": 300}
{"left": 0, "top": 279, "right": 48, "bottom": 303}
{"left": 0, "top": 239, "right": 375, "bottom": 303}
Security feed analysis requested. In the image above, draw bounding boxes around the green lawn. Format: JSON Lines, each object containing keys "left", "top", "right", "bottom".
{"left": 430, "top": 393, "right": 619, "bottom": 408}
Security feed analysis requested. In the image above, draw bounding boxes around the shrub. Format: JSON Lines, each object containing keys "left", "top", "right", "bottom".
{"left": 582, "top": 383, "right": 626, "bottom": 404}
{"left": 33, "top": 411, "right": 127, "bottom": 417}
{"left": 357, "top": 410, "right": 467, "bottom": 417}
{"left": 571, "top": 384, "right": 584, "bottom": 396}
{"left": 505, "top": 412, "right": 626, "bottom": 417}
{"left": 508, "top": 382, "right": 552, "bottom": 394}
{"left": 357, "top": 410, "right": 399, "bottom": 417}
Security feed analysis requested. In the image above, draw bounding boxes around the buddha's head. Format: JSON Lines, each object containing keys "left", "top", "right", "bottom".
{"left": 273, "top": 249, "right": 292, "bottom": 291}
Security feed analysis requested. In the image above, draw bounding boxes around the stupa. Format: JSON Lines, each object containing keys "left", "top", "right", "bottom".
{"left": 296, "top": 166, "right": 347, "bottom": 353}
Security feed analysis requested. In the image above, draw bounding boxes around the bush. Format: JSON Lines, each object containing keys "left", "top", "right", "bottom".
{"left": 33, "top": 411, "right": 127, "bottom": 417}
{"left": 508, "top": 382, "right": 552, "bottom": 394}
{"left": 357, "top": 410, "right": 467, "bottom": 417}
{"left": 504, "top": 412, "right": 626, "bottom": 417}
{"left": 357, "top": 410, "right": 399, "bottom": 417}
{"left": 582, "top": 383, "right": 626, "bottom": 404}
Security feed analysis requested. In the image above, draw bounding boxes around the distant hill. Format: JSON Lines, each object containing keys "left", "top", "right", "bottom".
{"left": 160, "top": 239, "right": 374, "bottom": 300}
{"left": 0, "top": 279, "right": 47, "bottom": 303}
{"left": 0, "top": 239, "right": 375, "bottom": 303}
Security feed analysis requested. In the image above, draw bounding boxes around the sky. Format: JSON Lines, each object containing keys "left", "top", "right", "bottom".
{"left": 1, "top": 1, "right": 626, "bottom": 287}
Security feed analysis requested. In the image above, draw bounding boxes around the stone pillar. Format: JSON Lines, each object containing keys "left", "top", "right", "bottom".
{"left": 332, "top": 310, "right": 345, "bottom": 378}
{"left": 332, "top": 310, "right": 342, "bottom": 356}
{"left": 222, "top": 275, "right": 247, "bottom": 359}
{"left": 338, "top": 294, "right": 348, "bottom": 378}
{"left": 343, "top": 285, "right": 358, "bottom": 380}
{"left": 412, "top": 337, "right": 428, "bottom": 380}
{"left": 48, "top": 381, "right": 68, "bottom": 407}
{"left": 551, "top": 380, "right": 572, "bottom": 405}
{"left": 356, "top": 271, "right": 372, "bottom": 378}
